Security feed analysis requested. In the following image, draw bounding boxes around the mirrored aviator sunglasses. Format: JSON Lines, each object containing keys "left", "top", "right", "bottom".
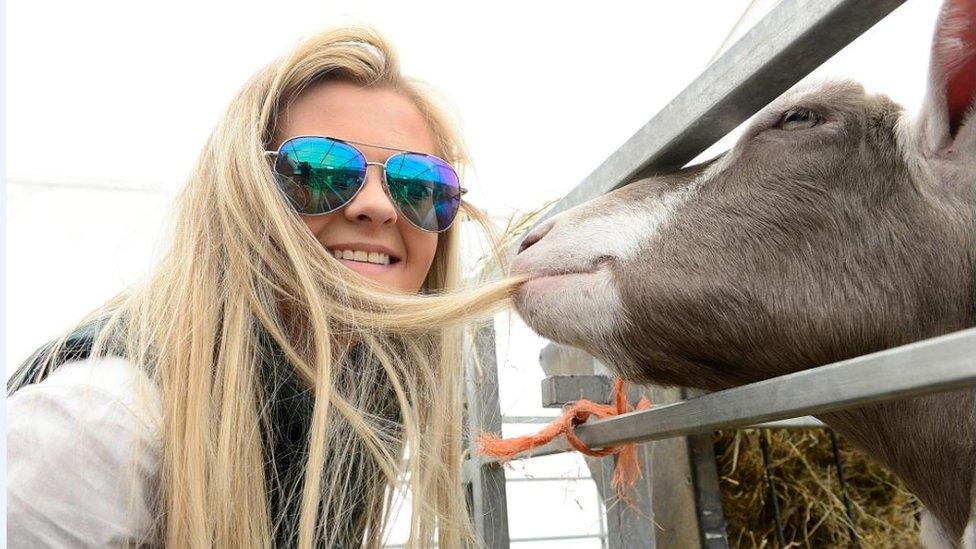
{"left": 265, "top": 135, "right": 467, "bottom": 233}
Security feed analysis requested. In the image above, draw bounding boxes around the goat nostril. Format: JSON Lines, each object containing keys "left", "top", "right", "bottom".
{"left": 518, "top": 234, "right": 539, "bottom": 254}
{"left": 518, "top": 219, "right": 556, "bottom": 254}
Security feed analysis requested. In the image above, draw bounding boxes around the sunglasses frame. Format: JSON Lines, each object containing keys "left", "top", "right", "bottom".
{"left": 264, "top": 135, "right": 468, "bottom": 233}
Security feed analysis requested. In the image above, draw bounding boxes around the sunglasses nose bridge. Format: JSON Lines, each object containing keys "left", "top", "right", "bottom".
{"left": 363, "top": 161, "right": 388, "bottom": 182}
{"left": 346, "top": 161, "right": 398, "bottom": 226}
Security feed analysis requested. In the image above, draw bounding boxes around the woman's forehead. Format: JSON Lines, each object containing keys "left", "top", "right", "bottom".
{"left": 274, "top": 80, "right": 438, "bottom": 158}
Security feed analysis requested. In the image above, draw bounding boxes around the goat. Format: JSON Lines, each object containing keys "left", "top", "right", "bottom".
{"left": 511, "top": 1, "right": 976, "bottom": 546}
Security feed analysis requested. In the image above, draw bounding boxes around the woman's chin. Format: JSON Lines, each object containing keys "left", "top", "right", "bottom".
{"left": 338, "top": 258, "right": 398, "bottom": 279}
{"left": 338, "top": 260, "right": 412, "bottom": 292}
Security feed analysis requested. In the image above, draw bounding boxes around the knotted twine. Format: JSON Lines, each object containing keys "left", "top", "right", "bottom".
{"left": 475, "top": 378, "right": 651, "bottom": 503}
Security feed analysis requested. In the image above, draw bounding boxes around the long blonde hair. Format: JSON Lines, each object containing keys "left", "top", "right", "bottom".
{"left": 12, "top": 26, "right": 522, "bottom": 548}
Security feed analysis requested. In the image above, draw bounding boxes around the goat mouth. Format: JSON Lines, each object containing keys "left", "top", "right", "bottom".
{"left": 518, "top": 256, "right": 614, "bottom": 282}
{"left": 521, "top": 270, "right": 597, "bottom": 289}
{"left": 516, "top": 263, "right": 612, "bottom": 296}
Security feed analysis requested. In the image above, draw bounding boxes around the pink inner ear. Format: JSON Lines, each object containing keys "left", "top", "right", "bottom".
{"left": 942, "top": 0, "right": 976, "bottom": 136}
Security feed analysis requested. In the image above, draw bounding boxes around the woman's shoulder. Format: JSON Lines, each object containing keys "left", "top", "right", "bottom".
{"left": 9, "top": 354, "right": 162, "bottom": 432}
{"left": 6, "top": 356, "right": 164, "bottom": 547}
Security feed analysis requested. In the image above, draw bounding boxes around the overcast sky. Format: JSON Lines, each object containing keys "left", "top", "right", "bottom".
{"left": 8, "top": 1, "right": 938, "bottom": 212}
{"left": 6, "top": 0, "right": 772, "bottom": 213}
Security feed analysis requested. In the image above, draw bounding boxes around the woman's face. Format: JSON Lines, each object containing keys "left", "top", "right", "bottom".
{"left": 274, "top": 80, "right": 440, "bottom": 293}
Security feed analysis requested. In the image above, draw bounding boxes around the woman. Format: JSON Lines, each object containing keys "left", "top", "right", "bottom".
{"left": 7, "top": 26, "right": 520, "bottom": 548}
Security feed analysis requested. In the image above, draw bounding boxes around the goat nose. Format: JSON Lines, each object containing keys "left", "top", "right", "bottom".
{"left": 518, "top": 217, "right": 556, "bottom": 254}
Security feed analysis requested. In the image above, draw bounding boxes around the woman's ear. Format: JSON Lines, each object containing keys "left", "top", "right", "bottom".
{"left": 915, "top": 0, "right": 976, "bottom": 154}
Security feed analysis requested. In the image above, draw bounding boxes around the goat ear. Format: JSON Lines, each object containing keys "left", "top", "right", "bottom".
{"left": 917, "top": 0, "right": 976, "bottom": 153}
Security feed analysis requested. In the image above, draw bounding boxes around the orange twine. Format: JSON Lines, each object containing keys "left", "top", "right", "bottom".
{"left": 475, "top": 378, "right": 651, "bottom": 503}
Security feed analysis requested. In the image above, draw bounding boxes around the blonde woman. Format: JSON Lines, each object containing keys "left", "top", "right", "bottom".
{"left": 7, "top": 27, "right": 519, "bottom": 548}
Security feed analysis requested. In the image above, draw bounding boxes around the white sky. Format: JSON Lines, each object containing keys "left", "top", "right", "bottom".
{"left": 7, "top": 1, "right": 759, "bottom": 209}
{"left": 5, "top": 0, "right": 943, "bottom": 545}
{"left": 6, "top": 0, "right": 938, "bottom": 208}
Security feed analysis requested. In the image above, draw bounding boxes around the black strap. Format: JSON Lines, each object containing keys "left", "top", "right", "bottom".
{"left": 7, "top": 317, "right": 115, "bottom": 395}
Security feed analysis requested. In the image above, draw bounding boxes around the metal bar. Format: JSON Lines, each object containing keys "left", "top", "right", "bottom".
{"left": 505, "top": 476, "right": 593, "bottom": 483}
{"left": 501, "top": 415, "right": 561, "bottom": 424}
{"left": 530, "top": 0, "right": 906, "bottom": 228}
{"left": 541, "top": 374, "right": 615, "bottom": 407}
{"left": 597, "top": 481, "right": 609, "bottom": 549}
{"left": 509, "top": 533, "right": 605, "bottom": 543}
{"left": 390, "top": 532, "right": 611, "bottom": 547}
{"left": 683, "top": 390, "right": 729, "bottom": 548}
{"left": 830, "top": 429, "right": 861, "bottom": 547}
{"left": 759, "top": 432, "right": 787, "bottom": 545}
{"left": 472, "top": 328, "right": 976, "bottom": 464}
{"left": 464, "top": 323, "right": 510, "bottom": 548}
{"left": 589, "top": 445, "right": 657, "bottom": 549}
{"left": 751, "top": 417, "right": 826, "bottom": 430}
{"left": 386, "top": 533, "right": 609, "bottom": 548}
{"left": 645, "top": 385, "right": 704, "bottom": 547}
{"left": 543, "top": 375, "right": 827, "bottom": 430}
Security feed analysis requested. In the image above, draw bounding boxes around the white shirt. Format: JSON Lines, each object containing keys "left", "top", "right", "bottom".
{"left": 6, "top": 356, "right": 163, "bottom": 547}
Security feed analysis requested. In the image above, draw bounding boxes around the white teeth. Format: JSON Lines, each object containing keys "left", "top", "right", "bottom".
{"left": 332, "top": 249, "right": 392, "bottom": 265}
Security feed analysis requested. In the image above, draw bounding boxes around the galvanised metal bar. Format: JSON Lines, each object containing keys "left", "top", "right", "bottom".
{"left": 508, "top": 533, "right": 605, "bottom": 543}
{"left": 829, "top": 429, "right": 861, "bottom": 547}
{"left": 501, "top": 415, "right": 561, "bottom": 424}
{"left": 506, "top": 476, "right": 593, "bottom": 483}
{"left": 386, "top": 533, "right": 607, "bottom": 548}
{"left": 463, "top": 324, "right": 510, "bottom": 548}
{"left": 759, "top": 432, "right": 787, "bottom": 545}
{"left": 683, "top": 389, "right": 729, "bottom": 548}
{"left": 533, "top": 0, "right": 906, "bottom": 228}
{"left": 472, "top": 328, "right": 976, "bottom": 464}
{"left": 752, "top": 417, "right": 826, "bottom": 430}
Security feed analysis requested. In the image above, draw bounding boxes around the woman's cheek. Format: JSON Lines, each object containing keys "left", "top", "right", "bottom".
{"left": 405, "top": 231, "right": 439, "bottom": 291}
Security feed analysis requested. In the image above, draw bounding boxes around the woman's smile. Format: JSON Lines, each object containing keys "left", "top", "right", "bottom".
{"left": 327, "top": 242, "right": 402, "bottom": 278}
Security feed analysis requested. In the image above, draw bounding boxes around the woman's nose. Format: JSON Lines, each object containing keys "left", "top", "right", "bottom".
{"left": 343, "top": 165, "right": 398, "bottom": 227}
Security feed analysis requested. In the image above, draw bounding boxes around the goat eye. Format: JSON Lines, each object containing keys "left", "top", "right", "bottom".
{"left": 778, "top": 108, "right": 823, "bottom": 130}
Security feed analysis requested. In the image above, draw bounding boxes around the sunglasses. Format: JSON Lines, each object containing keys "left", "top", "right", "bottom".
{"left": 265, "top": 135, "right": 467, "bottom": 233}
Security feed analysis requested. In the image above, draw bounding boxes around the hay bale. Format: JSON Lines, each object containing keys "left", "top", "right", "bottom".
{"left": 713, "top": 429, "right": 921, "bottom": 547}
